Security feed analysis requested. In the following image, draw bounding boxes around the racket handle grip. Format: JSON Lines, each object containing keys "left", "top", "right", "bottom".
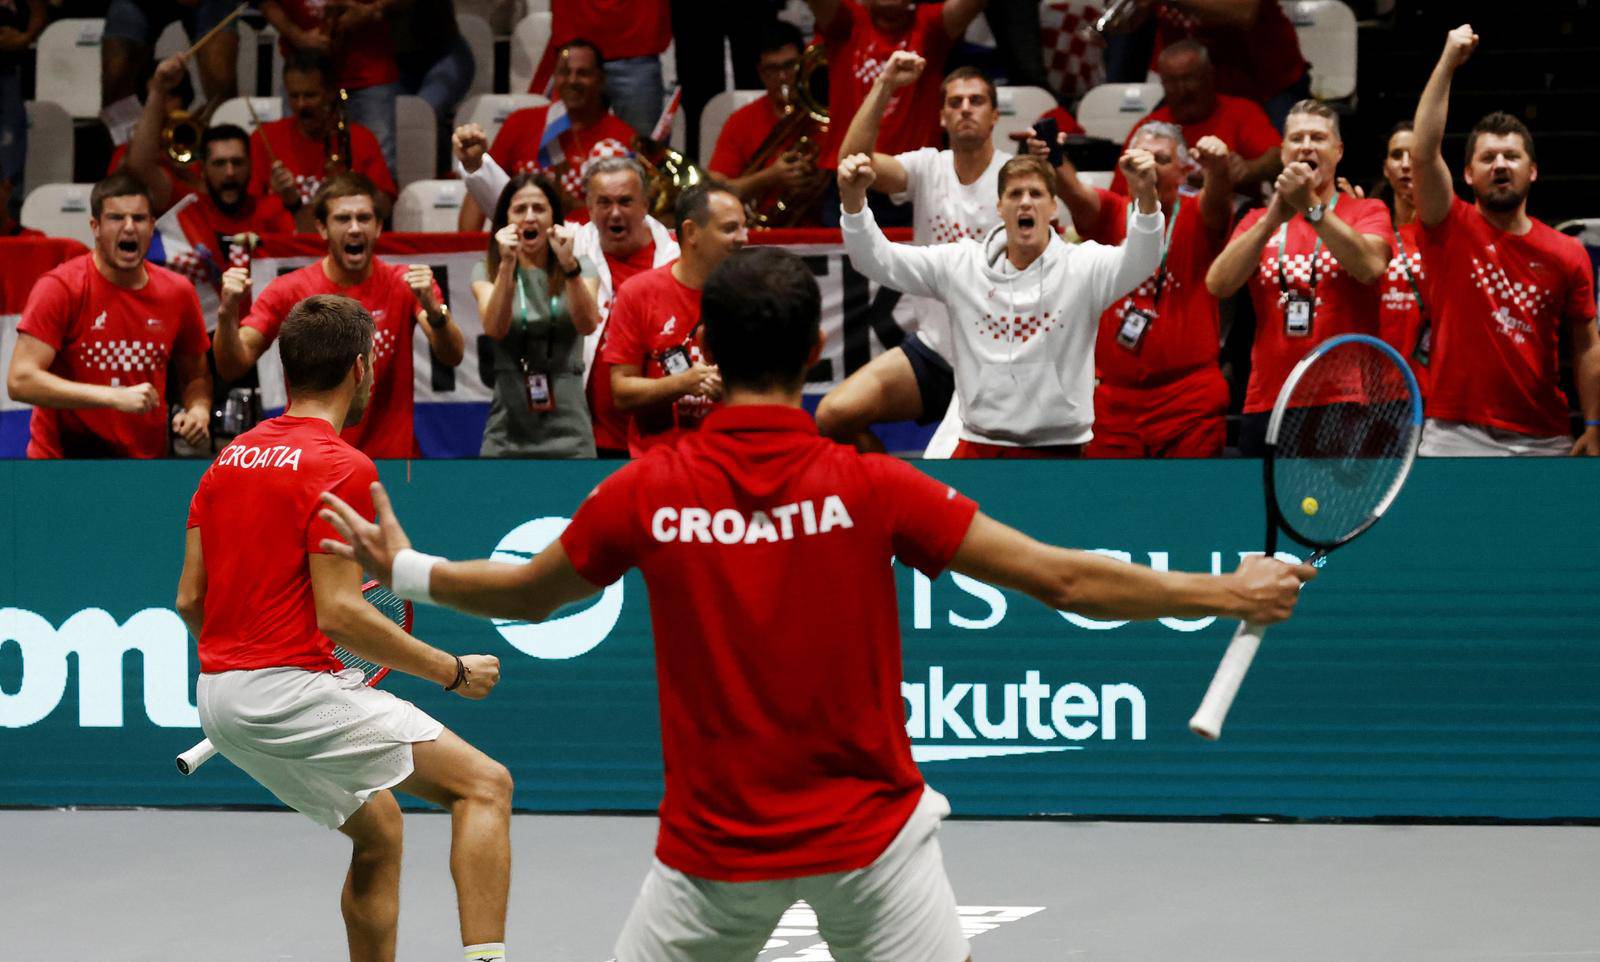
{"left": 176, "top": 738, "right": 218, "bottom": 776}
{"left": 1189, "top": 621, "right": 1268, "bottom": 741}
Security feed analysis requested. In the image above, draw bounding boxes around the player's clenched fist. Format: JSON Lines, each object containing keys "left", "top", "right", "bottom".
{"left": 1120, "top": 148, "right": 1160, "bottom": 211}
{"left": 171, "top": 406, "right": 210, "bottom": 447}
{"left": 452, "top": 123, "right": 489, "bottom": 173}
{"left": 1275, "top": 161, "right": 1317, "bottom": 212}
{"left": 1192, "top": 135, "right": 1230, "bottom": 173}
{"left": 1227, "top": 555, "right": 1317, "bottom": 624}
{"left": 219, "top": 266, "right": 250, "bottom": 315}
{"left": 112, "top": 382, "right": 161, "bottom": 415}
{"left": 405, "top": 264, "right": 440, "bottom": 312}
{"left": 836, "top": 153, "right": 877, "bottom": 214}
{"left": 878, "top": 50, "right": 925, "bottom": 91}
{"left": 1443, "top": 23, "right": 1479, "bottom": 70}
{"left": 453, "top": 654, "right": 501, "bottom": 699}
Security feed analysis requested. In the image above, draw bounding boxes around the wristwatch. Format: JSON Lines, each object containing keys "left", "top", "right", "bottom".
{"left": 1305, "top": 202, "right": 1328, "bottom": 224}
{"left": 563, "top": 261, "right": 582, "bottom": 279}
{"left": 427, "top": 302, "right": 452, "bottom": 330}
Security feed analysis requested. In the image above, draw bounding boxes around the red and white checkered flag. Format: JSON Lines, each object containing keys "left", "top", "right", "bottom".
{"left": 1040, "top": 1, "right": 1108, "bottom": 100}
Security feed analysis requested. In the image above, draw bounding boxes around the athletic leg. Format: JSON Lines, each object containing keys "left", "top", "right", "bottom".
{"left": 396, "top": 728, "right": 514, "bottom": 947}
{"left": 336, "top": 789, "right": 405, "bottom": 962}
{"left": 815, "top": 347, "right": 924, "bottom": 447}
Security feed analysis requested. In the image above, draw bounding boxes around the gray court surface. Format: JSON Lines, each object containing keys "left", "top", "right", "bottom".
{"left": 2, "top": 809, "right": 1596, "bottom": 961}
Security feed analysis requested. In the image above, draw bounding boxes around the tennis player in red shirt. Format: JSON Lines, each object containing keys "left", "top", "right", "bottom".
{"left": 6, "top": 174, "right": 211, "bottom": 458}
{"left": 1411, "top": 24, "right": 1600, "bottom": 456}
{"left": 321, "top": 247, "right": 1315, "bottom": 962}
{"left": 606, "top": 182, "right": 747, "bottom": 456}
{"left": 212, "top": 173, "right": 466, "bottom": 459}
{"left": 1056, "top": 126, "right": 1235, "bottom": 457}
{"left": 1206, "top": 100, "right": 1392, "bottom": 456}
{"left": 178, "top": 294, "right": 513, "bottom": 962}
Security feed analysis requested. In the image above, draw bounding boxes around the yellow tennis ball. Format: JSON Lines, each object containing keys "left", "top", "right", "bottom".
{"left": 1301, "top": 496, "right": 1319, "bottom": 516}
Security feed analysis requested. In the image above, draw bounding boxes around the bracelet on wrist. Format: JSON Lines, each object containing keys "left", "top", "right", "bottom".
{"left": 1585, "top": 420, "right": 1600, "bottom": 428}
{"left": 444, "top": 654, "right": 467, "bottom": 692}
{"left": 562, "top": 261, "right": 581, "bottom": 279}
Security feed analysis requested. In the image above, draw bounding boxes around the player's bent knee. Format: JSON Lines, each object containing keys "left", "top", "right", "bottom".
{"left": 465, "top": 759, "right": 514, "bottom": 810}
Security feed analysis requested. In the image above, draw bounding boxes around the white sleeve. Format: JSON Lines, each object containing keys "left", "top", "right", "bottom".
{"left": 840, "top": 205, "right": 949, "bottom": 300}
{"left": 456, "top": 153, "right": 511, "bottom": 213}
{"left": 1082, "top": 206, "right": 1165, "bottom": 313}
{"left": 888, "top": 147, "right": 938, "bottom": 206}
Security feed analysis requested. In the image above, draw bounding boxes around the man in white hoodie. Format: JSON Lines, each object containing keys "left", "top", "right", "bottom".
{"left": 839, "top": 150, "right": 1165, "bottom": 456}
{"left": 454, "top": 126, "right": 679, "bottom": 456}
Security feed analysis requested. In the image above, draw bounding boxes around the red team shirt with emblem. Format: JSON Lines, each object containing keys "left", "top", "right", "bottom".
{"left": 558, "top": 405, "right": 978, "bottom": 881}
{"left": 188, "top": 415, "right": 379, "bottom": 673}
{"left": 1378, "top": 219, "right": 1430, "bottom": 397}
{"left": 17, "top": 255, "right": 209, "bottom": 458}
{"left": 248, "top": 118, "right": 398, "bottom": 210}
{"left": 489, "top": 106, "right": 638, "bottom": 211}
{"left": 1234, "top": 195, "right": 1391, "bottom": 412}
{"left": 1152, "top": 1, "right": 1307, "bottom": 103}
{"left": 602, "top": 261, "right": 717, "bottom": 455}
{"left": 1417, "top": 197, "right": 1596, "bottom": 436}
{"left": 589, "top": 243, "right": 658, "bottom": 453}
{"left": 244, "top": 259, "right": 439, "bottom": 458}
{"left": 1108, "top": 95, "right": 1281, "bottom": 196}
{"left": 708, "top": 97, "right": 795, "bottom": 178}
{"left": 818, "top": 0, "right": 952, "bottom": 166}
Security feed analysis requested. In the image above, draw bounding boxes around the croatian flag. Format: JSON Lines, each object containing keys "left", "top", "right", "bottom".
{"left": 538, "top": 101, "right": 570, "bottom": 169}
{"left": 146, "top": 194, "right": 221, "bottom": 316}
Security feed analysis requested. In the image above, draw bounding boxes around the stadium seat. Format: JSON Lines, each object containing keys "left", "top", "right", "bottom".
{"left": 393, "top": 180, "right": 467, "bottom": 232}
{"left": 454, "top": 94, "right": 549, "bottom": 146}
{"left": 458, "top": 12, "right": 496, "bottom": 96}
{"left": 1557, "top": 218, "right": 1600, "bottom": 246}
{"left": 36, "top": 19, "right": 104, "bottom": 120}
{"left": 1077, "top": 83, "right": 1162, "bottom": 144}
{"left": 1289, "top": 0, "right": 1358, "bottom": 101}
{"left": 21, "top": 183, "right": 95, "bottom": 248}
{"left": 395, "top": 95, "right": 438, "bottom": 187}
{"left": 23, "top": 101, "right": 73, "bottom": 195}
{"left": 994, "top": 86, "right": 1057, "bottom": 152}
{"left": 1078, "top": 170, "right": 1115, "bottom": 190}
{"left": 153, "top": 21, "right": 206, "bottom": 99}
{"left": 510, "top": 13, "right": 553, "bottom": 95}
{"left": 209, "top": 97, "right": 284, "bottom": 133}
{"left": 699, "top": 90, "right": 764, "bottom": 167}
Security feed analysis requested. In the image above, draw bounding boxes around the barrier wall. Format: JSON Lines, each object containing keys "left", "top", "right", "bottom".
{"left": 1, "top": 459, "right": 1597, "bottom": 819}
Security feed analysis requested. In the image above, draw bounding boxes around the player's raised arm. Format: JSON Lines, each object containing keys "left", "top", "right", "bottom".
{"left": 837, "top": 154, "right": 949, "bottom": 298}
{"left": 1413, "top": 24, "right": 1479, "bottom": 227}
{"left": 948, "top": 511, "right": 1315, "bottom": 624}
{"left": 320, "top": 482, "right": 603, "bottom": 624}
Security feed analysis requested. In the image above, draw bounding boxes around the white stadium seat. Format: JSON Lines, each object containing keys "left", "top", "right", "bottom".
{"left": 510, "top": 13, "right": 553, "bottom": 96}
{"left": 994, "top": 86, "right": 1057, "bottom": 152}
{"left": 153, "top": 21, "right": 206, "bottom": 99}
{"left": 21, "top": 183, "right": 95, "bottom": 248}
{"left": 1290, "top": 0, "right": 1358, "bottom": 101}
{"left": 1557, "top": 218, "right": 1600, "bottom": 247}
{"left": 699, "top": 90, "right": 764, "bottom": 166}
{"left": 209, "top": 97, "right": 283, "bottom": 134}
{"left": 1077, "top": 170, "right": 1115, "bottom": 190}
{"left": 454, "top": 94, "right": 549, "bottom": 146}
{"left": 36, "top": 19, "right": 104, "bottom": 120}
{"left": 395, "top": 95, "right": 438, "bottom": 188}
{"left": 393, "top": 180, "right": 467, "bottom": 232}
{"left": 1076, "top": 82, "right": 1162, "bottom": 144}
{"left": 458, "top": 13, "right": 496, "bottom": 96}
{"left": 23, "top": 101, "right": 74, "bottom": 194}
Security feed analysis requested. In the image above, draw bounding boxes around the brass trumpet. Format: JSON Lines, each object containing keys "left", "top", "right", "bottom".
{"left": 163, "top": 109, "right": 205, "bottom": 165}
{"left": 746, "top": 42, "right": 830, "bottom": 229}
{"left": 633, "top": 134, "right": 707, "bottom": 226}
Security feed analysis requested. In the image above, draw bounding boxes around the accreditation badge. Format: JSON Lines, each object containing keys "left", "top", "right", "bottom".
{"left": 1284, "top": 293, "right": 1314, "bottom": 338}
{"left": 525, "top": 372, "right": 554, "bottom": 413}
{"left": 1116, "top": 306, "right": 1155, "bottom": 351}
{"left": 660, "top": 346, "right": 692, "bottom": 376}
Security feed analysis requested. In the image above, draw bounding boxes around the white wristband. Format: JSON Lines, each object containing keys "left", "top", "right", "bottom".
{"left": 392, "top": 549, "right": 443, "bottom": 604}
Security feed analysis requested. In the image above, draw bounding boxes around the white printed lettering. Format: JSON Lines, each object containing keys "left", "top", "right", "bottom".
{"left": 818, "top": 495, "right": 853, "bottom": 533}
{"left": 679, "top": 508, "right": 712, "bottom": 543}
{"left": 651, "top": 507, "right": 678, "bottom": 542}
{"left": 712, "top": 509, "right": 745, "bottom": 545}
{"left": 743, "top": 510, "right": 779, "bottom": 544}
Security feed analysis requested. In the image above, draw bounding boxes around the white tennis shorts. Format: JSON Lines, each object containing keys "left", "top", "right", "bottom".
{"left": 1420, "top": 418, "right": 1570, "bottom": 457}
{"left": 614, "top": 786, "right": 970, "bottom": 962}
{"left": 197, "top": 667, "right": 444, "bottom": 829}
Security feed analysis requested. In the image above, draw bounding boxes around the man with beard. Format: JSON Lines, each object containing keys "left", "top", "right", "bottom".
{"left": 6, "top": 173, "right": 211, "bottom": 458}
{"left": 211, "top": 174, "right": 465, "bottom": 458}
{"left": 606, "top": 183, "right": 747, "bottom": 456}
{"left": 1411, "top": 24, "right": 1600, "bottom": 457}
{"left": 249, "top": 50, "right": 398, "bottom": 230}
{"left": 815, "top": 53, "right": 1010, "bottom": 455}
{"left": 458, "top": 40, "right": 637, "bottom": 230}
{"left": 457, "top": 132, "right": 680, "bottom": 457}
{"left": 1205, "top": 99, "right": 1391, "bottom": 456}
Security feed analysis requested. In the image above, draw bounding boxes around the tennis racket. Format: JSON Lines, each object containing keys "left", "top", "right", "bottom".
{"left": 1190, "top": 334, "right": 1422, "bottom": 740}
{"left": 175, "top": 580, "right": 412, "bottom": 775}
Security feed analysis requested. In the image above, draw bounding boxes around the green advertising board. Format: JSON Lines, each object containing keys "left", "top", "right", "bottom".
{"left": 2, "top": 459, "right": 1596, "bottom": 819}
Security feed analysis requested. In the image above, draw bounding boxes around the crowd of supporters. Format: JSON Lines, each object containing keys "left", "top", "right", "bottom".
{"left": 2, "top": 2, "right": 1595, "bottom": 461}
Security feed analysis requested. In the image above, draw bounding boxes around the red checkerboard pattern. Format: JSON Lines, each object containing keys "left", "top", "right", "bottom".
{"left": 977, "top": 310, "right": 1060, "bottom": 344}
{"left": 1039, "top": 1, "right": 1108, "bottom": 100}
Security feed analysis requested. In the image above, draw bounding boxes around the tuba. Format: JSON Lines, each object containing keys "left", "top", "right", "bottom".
{"left": 324, "top": 87, "right": 353, "bottom": 175}
{"left": 746, "top": 42, "right": 830, "bottom": 229}
{"left": 633, "top": 87, "right": 708, "bottom": 226}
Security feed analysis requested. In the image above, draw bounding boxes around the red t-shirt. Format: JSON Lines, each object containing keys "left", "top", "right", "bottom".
{"left": 558, "top": 404, "right": 979, "bottom": 881}
{"left": 817, "top": 0, "right": 952, "bottom": 167}
{"left": 1234, "top": 195, "right": 1391, "bottom": 412}
{"left": 1108, "top": 95, "right": 1281, "bottom": 196}
{"left": 17, "top": 254, "right": 209, "bottom": 458}
{"left": 601, "top": 261, "right": 716, "bottom": 455}
{"left": 1378, "top": 219, "right": 1431, "bottom": 399}
{"left": 1152, "top": 1, "right": 1308, "bottom": 103}
{"left": 553, "top": 0, "right": 671, "bottom": 62}
{"left": 248, "top": 118, "right": 398, "bottom": 210}
{"left": 489, "top": 105, "right": 637, "bottom": 212}
{"left": 108, "top": 144, "right": 199, "bottom": 207}
{"left": 589, "top": 241, "right": 658, "bottom": 453}
{"left": 187, "top": 415, "right": 378, "bottom": 674}
{"left": 272, "top": 1, "right": 400, "bottom": 89}
{"left": 244, "top": 258, "right": 439, "bottom": 458}
{"left": 1081, "top": 190, "right": 1226, "bottom": 388}
{"left": 1417, "top": 197, "right": 1597, "bottom": 436}
{"left": 708, "top": 96, "right": 792, "bottom": 178}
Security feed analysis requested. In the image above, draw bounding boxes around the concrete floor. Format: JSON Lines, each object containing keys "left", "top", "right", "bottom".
{"left": 2, "top": 810, "right": 1596, "bottom": 961}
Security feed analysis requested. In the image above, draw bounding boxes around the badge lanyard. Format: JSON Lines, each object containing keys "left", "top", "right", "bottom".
{"left": 513, "top": 265, "right": 559, "bottom": 413}
{"left": 1275, "top": 218, "right": 1324, "bottom": 338}
{"left": 656, "top": 318, "right": 705, "bottom": 377}
{"left": 1115, "top": 198, "right": 1180, "bottom": 352}
{"left": 1393, "top": 229, "right": 1431, "bottom": 367}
